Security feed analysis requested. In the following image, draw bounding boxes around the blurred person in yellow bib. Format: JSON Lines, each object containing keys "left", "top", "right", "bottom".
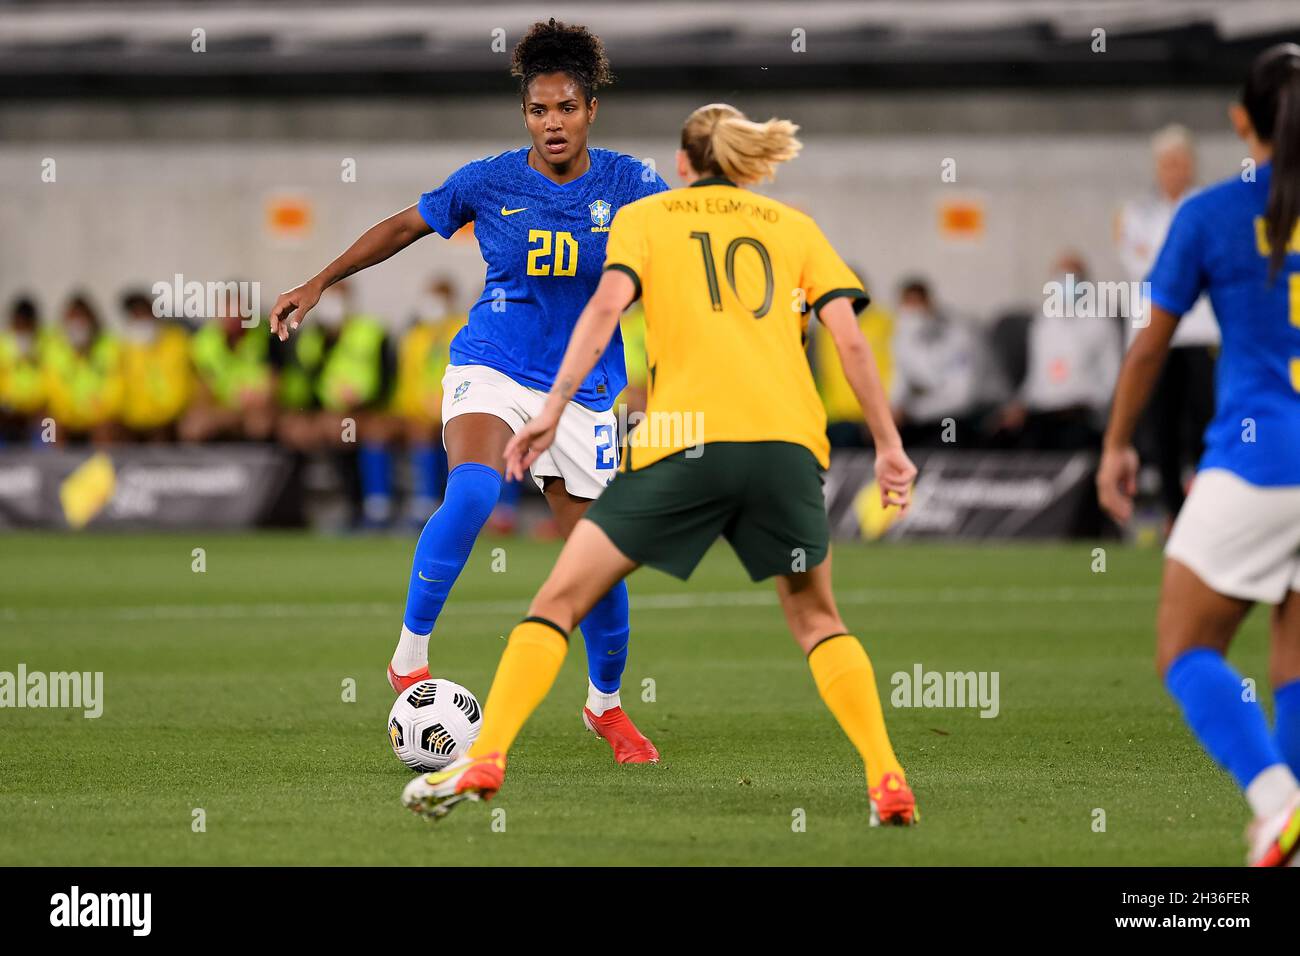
{"left": 0, "top": 296, "right": 49, "bottom": 444}
{"left": 277, "top": 279, "right": 397, "bottom": 528}
{"left": 180, "top": 287, "right": 280, "bottom": 443}
{"left": 117, "top": 290, "right": 194, "bottom": 442}
{"left": 392, "top": 276, "right": 466, "bottom": 526}
{"left": 43, "top": 294, "right": 123, "bottom": 445}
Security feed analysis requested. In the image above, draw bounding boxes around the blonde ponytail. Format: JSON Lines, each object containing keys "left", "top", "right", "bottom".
{"left": 680, "top": 103, "right": 802, "bottom": 184}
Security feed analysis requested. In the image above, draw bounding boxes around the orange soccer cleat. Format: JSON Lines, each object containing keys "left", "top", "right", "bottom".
{"left": 869, "top": 771, "right": 920, "bottom": 827}
{"left": 402, "top": 752, "right": 506, "bottom": 820}
{"left": 582, "top": 706, "right": 660, "bottom": 764}
{"left": 387, "top": 663, "right": 431, "bottom": 694}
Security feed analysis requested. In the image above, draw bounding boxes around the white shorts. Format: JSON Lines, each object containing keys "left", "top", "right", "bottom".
{"left": 1165, "top": 468, "right": 1300, "bottom": 605}
{"left": 440, "top": 363, "right": 619, "bottom": 500}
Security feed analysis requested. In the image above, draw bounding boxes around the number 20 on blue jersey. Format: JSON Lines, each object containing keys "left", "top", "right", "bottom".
{"left": 527, "top": 229, "right": 578, "bottom": 277}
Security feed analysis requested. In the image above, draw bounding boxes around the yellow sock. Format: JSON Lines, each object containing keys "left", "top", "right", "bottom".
{"left": 467, "top": 618, "right": 569, "bottom": 760}
{"left": 808, "top": 634, "right": 905, "bottom": 790}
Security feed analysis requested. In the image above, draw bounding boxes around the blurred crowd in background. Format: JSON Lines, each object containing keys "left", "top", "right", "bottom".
{"left": 0, "top": 124, "right": 1217, "bottom": 532}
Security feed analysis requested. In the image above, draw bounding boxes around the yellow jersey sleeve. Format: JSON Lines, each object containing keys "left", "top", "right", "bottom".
{"left": 602, "top": 202, "right": 649, "bottom": 300}
{"left": 801, "top": 220, "right": 869, "bottom": 316}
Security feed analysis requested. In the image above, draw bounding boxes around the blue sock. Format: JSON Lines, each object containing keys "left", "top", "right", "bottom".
{"left": 578, "top": 580, "right": 630, "bottom": 694}
{"left": 1273, "top": 678, "right": 1300, "bottom": 778}
{"left": 358, "top": 443, "right": 393, "bottom": 525}
{"left": 497, "top": 476, "right": 523, "bottom": 513}
{"left": 1165, "top": 648, "right": 1283, "bottom": 790}
{"left": 433, "top": 445, "right": 449, "bottom": 498}
{"left": 409, "top": 442, "right": 448, "bottom": 517}
{"left": 402, "top": 462, "right": 502, "bottom": 634}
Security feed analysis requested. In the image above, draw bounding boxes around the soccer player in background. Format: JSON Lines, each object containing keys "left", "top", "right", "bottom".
{"left": 1096, "top": 43, "right": 1300, "bottom": 866}
{"left": 403, "top": 103, "right": 920, "bottom": 827}
{"left": 269, "top": 20, "right": 666, "bottom": 762}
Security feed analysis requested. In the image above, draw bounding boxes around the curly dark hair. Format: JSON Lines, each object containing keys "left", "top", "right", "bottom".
{"left": 510, "top": 18, "right": 613, "bottom": 103}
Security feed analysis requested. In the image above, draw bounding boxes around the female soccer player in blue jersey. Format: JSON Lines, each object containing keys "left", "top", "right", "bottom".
{"left": 1097, "top": 43, "right": 1300, "bottom": 866}
{"left": 269, "top": 20, "right": 665, "bottom": 763}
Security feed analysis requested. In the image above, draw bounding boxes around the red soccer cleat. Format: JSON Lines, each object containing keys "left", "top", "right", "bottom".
{"left": 869, "top": 771, "right": 920, "bottom": 826}
{"left": 582, "top": 706, "right": 660, "bottom": 764}
{"left": 387, "top": 663, "right": 431, "bottom": 694}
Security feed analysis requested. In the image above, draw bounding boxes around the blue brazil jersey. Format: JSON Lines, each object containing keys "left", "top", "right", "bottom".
{"left": 1148, "top": 162, "right": 1300, "bottom": 486}
{"left": 418, "top": 147, "right": 668, "bottom": 411}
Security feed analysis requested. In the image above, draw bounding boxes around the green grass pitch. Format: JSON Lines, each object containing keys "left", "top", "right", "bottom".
{"left": 0, "top": 532, "right": 1274, "bottom": 865}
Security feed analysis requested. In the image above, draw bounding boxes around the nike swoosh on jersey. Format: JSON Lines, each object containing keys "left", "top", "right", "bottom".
{"left": 417, "top": 572, "right": 446, "bottom": 583}
{"left": 500, "top": 206, "right": 528, "bottom": 216}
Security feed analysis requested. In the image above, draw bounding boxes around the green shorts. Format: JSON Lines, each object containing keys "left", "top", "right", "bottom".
{"left": 585, "top": 441, "right": 830, "bottom": 582}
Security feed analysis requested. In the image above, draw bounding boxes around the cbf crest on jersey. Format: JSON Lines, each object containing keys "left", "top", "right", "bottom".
{"left": 589, "top": 199, "right": 612, "bottom": 232}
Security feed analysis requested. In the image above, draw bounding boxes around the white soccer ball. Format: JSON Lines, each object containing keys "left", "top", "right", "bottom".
{"left": 387, "top": 678, "right": 483, "bottom": 772}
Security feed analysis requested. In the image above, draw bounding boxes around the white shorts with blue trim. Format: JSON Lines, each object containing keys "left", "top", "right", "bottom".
{"left": 1165, "top": 468, "right": 1300, "bottom": 605}
{"left": 440, "top": 363, "right": 618, "bottom": 500}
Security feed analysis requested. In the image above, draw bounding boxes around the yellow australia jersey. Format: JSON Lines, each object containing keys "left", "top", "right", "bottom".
{"left": 603, "top": 177, "right": 866, "bottom": 470}
{"left": 121, "top": 325, "right": 194, "bottom": 430}
{"left": 816, "top": 303, "right": 894, "bottom": 424}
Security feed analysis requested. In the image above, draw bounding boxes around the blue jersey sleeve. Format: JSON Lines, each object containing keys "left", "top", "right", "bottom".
{"left": 417, "top": 162, "right": 478, "bottom": 239}
{"left": 1147, "top": 200, "right": 1208, "bottom": 316}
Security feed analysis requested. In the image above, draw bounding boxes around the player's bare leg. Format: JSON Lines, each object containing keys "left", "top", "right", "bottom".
{"left": 1154, "top": 559, "right": 1249, "bottom": 676}
{"left": 776, "top": 552, "right": 917, "bottom": 826}
{"left": 542, "top": 480, "right": 659, "bottom": 763}
{"left": 1157, "top": 559, "right": 1300, "bottom": 865}
{"left": 404, "top": 519, "right": 639, "bottom": 818}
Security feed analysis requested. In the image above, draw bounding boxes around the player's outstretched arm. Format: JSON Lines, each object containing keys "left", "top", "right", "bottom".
{"left": 1097, "top": 304, "right": 1180, "bottom": 525}
{"left": 820, "top": 297, "right": 916, "bottom": 511}
{"left": 268, "top": 205, "right": 433, "bottom": 341}
{"left": 503, "top": 269, "right": 636, "bottom": 481}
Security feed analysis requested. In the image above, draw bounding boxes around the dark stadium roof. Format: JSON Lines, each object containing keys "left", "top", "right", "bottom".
{"left": 1, "top": 0, "right": 1298, "bottom": 97}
